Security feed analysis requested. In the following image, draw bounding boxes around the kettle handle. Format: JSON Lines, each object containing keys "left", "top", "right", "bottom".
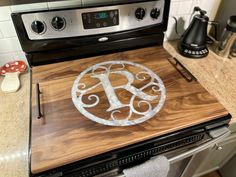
{"left": 200, "top": 10, "right": 207, "bottom": 17}
{"left": 208, "top": 21, "right": 220, "bottom": 41}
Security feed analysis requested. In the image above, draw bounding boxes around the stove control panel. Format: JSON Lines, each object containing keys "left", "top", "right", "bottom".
{"left": 21, "top": 0, "right": 165, "bottom": 40}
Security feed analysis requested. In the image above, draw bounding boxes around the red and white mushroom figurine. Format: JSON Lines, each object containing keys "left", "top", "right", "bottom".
{"left": 0, "top": 61, "right": 27, "bottom": 93}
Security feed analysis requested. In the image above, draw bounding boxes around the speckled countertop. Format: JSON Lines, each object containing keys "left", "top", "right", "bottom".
{"left": 1, "top": 42, "right": 236, "bottom": 176}
{"left": 164, "top": 41, "right": 236, "bottom": 124}
{"left": 0, "top": 72, "right": 30, "bottom": 177}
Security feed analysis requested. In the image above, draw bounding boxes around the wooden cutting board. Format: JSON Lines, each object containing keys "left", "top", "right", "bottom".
{"left": 31, "top": 46, "right": 229, "bottom": 174}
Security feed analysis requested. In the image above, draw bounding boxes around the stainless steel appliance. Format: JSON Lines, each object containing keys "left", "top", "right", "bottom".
{"left": 12, "top": 0, "right": 170, "bottom": 66}
{"left": 216, "top": 15, "right": 236, "bottom": 59}
{"left": 11, "top": 1, "right": 232, "bottom": 177}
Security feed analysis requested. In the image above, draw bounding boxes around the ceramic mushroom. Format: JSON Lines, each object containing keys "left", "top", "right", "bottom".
{"left": 0, "top": 61, "right": 27, "bottom": 93}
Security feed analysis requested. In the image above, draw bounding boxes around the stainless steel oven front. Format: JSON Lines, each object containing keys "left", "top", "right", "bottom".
{"left": 12, "top": 0, "right": 170, "bottom": 66}
{"left": 29, "top": 116, "right": 230, "bottom": 177}
{"left": 94, "top": 126, "right": 230, "bottom": 177}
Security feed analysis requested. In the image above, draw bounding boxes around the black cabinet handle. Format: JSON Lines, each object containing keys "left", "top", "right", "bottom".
{"left": 36, "top": 83, "right": 43, "bottom": 119}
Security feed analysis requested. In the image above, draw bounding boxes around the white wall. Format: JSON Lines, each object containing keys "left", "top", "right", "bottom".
{"left": 0, "top": 0, "right": 221, "bottom": 65}
{"left": 165, "top": 0, "right": 221, "bottom": 40}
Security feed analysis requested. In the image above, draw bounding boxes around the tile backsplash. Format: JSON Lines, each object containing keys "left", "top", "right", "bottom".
{"left": 165, "top": 0, "right": 221, "bottom": 41}
{"left": 0, "top": 0, "right": 221, "bottom": 65}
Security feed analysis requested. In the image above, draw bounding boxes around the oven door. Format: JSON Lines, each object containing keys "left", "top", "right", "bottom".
{"left": 95, "top": 126, "right": 230, "bottom": 177}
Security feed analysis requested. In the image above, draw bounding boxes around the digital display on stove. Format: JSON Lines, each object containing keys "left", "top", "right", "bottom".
{"left": 82, "top": 10, "right": 119, "bottom": 29}
{"left": 94, "top": 12, "right": 108, "bottom": 19}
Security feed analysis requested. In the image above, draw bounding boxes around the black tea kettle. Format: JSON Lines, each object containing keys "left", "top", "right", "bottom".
{"left": 178, "top": 9, "right": 209, "bottom": 58}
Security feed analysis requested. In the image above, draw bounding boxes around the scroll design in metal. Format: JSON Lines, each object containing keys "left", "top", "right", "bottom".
{"left": 71, "top": 61, "right": 166, "bottom": 126}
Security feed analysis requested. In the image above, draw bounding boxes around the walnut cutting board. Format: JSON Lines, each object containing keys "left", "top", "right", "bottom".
{"left": 31, "top": 46, "right": 229, "bottom": 174}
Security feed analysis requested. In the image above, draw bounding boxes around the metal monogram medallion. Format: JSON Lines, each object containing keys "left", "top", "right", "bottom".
{"left": 71, "top": 61, "right": 166, "bottom": 126}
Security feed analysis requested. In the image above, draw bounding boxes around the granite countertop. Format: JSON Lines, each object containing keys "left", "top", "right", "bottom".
{"left": 164, "top": 41, "right": 236, "bottom": 124}
{"left": 0, "top": 72, "right": 30, "bottom": 177}
{"left": 1, "top": 42, "right": 236, "bottom": 175}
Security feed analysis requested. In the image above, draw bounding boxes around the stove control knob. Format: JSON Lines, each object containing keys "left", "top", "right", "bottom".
{"left": 51, "top": 16, "right": 65, "bottom": 30}
{"left": 135, "top": 8, "right": 146, "bottom": 20}
{"left": 31, "top": 20, "right": 45, "bottom": 34}
{"left": 150, "top": 8, "right": 160, "bottom": 19}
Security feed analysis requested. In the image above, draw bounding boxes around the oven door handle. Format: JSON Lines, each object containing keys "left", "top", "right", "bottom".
{"left": 169, "top": 126, "right": 230, "bottom": 163}
{"left": 116, "top": 126, "right": 230, "bottom": 177}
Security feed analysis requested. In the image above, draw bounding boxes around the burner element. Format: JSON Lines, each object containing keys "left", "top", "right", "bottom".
{"left": 71, "top": 61, "right": 166, "bottom": 126}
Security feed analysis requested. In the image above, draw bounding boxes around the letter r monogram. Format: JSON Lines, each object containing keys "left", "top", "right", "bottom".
{"left": 92, "top": 70, "right": 157, "bottom": 112}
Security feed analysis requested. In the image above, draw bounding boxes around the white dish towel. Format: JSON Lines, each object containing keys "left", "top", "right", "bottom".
{"left": 123, "top": 155, "right": 170, "bottom": 177}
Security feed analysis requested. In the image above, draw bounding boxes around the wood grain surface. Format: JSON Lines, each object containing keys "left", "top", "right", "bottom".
{"left": 31, "top": 46, "right": 229, "bottom": 174}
